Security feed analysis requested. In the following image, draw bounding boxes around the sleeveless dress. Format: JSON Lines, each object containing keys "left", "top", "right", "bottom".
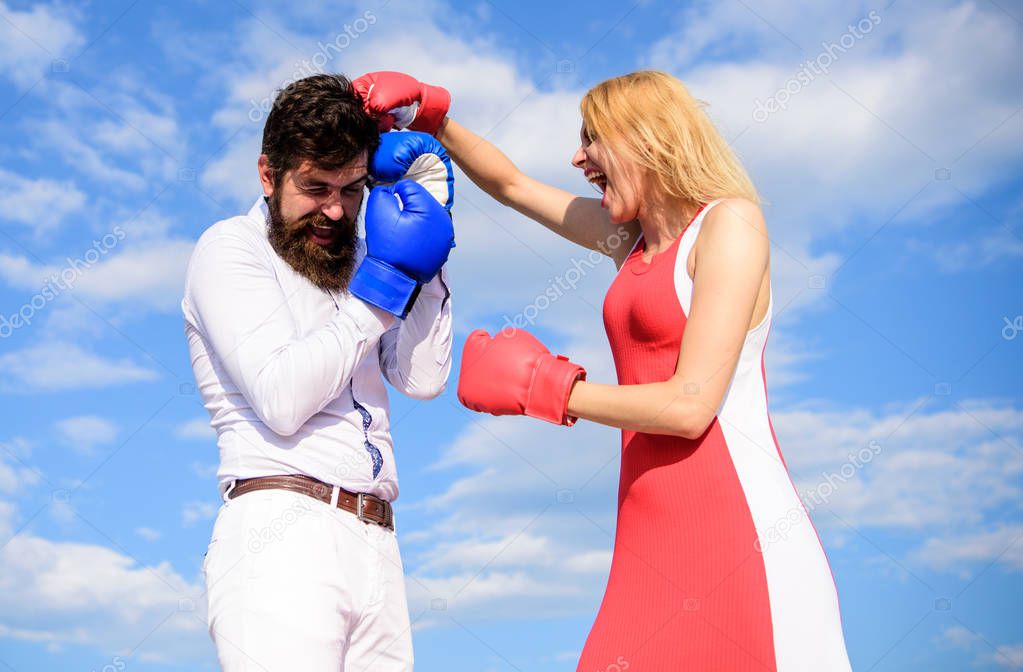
{"left": 577, "top": 200, "right": 852, "bottom": 671}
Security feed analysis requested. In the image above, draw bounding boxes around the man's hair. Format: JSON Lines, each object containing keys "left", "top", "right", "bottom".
{"left": 261, "top": 73, "right": 379, "bottom": 184}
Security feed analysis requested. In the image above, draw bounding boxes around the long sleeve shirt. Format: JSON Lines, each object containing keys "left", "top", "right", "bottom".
{"left": 181, "top": 195, "right": 452, "bottom": 502}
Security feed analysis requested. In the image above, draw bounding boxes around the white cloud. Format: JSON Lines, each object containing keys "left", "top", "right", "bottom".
{"left": 912, "top": 525, "right": 1023, "bottom": 573}
{"left": 403, "top": 409, "right": 623, "bottom": 625}
{"left": 27, "top": 117, "right": 147, "bottom": 191}
{"left": 26, "top": 299, "right": 114, "bottom": 340}
{"left": 759, "top": 326, "right": 829, "bottom": 393}
{"left": 0, "top": 169, "right": 86, "bottom": 236}
{"left": 942, "top": 623, "right": 1023, "bottom": 670}
{"left": 191, "top": 462, "right": 218, "bottom": 479}
{"left": 0, "top": 1, "right": 83, "bottom": 88}
{"left": 0, "top": 437, "right": 32, "bottom": 460}
{"left": 0, "top": 471, "right": 209, "bottom": 663}
{"left": 646, "top": 1, "right": 1023, "bottom": 258}
{"left": 200, "top": 131, "right": 262, "bottom": 206}
{"left": 941, "top": 624, "right": 982, "bottom": 648}
{"left": 48, "top": 496, "right": 75, "bottom": 527}
{"left": 0, "top": 341, "right": 159, "bottom": 392}
{"left": 66, "top": 239, "right": 195, "bottom": 311}
{"left": 135, "top": 527, "right": 161, "bottom": 542}
{"left": 0, "top": 252, "right": 48, "bottom": 287}
{"left": 93, "top": 102, "right": 181, "bottom": 157}
{"left": 0, "top": 500, "right": 14, "bottom": 540}
{"left": 177, "top": 418, "right": 215, "bottom": 441}
{"left": 0, "top": 443, "right": 42, "bottom": 495}
{"left": 0, "top": 523, "right": 210, "bottom": 663}
{"left": 16, "top": 69, "right": 185, "bottom": 194}
{"left": 55, "top": 415, "right": 119, "bottom": 454}
{"left": 988, "top": 644, "right": 1023, "bottom": 671}
{"left": 774, "top": 399, "right": 1023, "bottom": 533}
{"left": 0, "top": 238, "right": 196, "bottom": 314}
{"left": 182, "top": 500, "right": 218, "bottom": 526}
{"left": 911, "top": 224, "right": 1023, "bottom": 272}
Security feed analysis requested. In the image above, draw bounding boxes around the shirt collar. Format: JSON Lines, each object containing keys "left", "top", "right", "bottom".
{"left": 249, "top": 194, "right": 270, "bottom": 221}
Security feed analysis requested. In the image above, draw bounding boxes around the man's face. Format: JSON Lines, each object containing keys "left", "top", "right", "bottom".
{"left": 263, "top": 154, "right": 370, "bottom": 293}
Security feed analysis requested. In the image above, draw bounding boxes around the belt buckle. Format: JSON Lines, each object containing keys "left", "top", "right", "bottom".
{"left": 356, "top": 493, "right": 374, "bottom": 526}
{"left": 356, "top": 492, "right": 392, "bottom": 529}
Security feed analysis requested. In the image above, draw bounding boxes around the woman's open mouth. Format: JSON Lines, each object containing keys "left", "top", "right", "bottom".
{"left": 586, "top": 170, "right": 608, "bottom": 193}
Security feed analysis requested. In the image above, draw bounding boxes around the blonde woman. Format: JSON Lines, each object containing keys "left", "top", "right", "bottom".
{"left": 356, "top": 70, "right": 852, "bottom": 671}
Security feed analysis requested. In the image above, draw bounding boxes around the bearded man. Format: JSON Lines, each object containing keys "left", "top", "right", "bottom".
{"left": 181, "top": 73, "right": 455, "bottom": 671}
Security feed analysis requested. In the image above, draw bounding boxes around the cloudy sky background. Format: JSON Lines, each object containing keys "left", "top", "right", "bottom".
{"left": 0, "top": 0, "right": 1021, "bottom": 670}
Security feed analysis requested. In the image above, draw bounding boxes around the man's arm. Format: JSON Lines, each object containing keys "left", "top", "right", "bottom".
{"left": 378, "top": 265, "right": 452, "bottom": 399}
{"left": 184, "top": 232, "right": 395, "bottom": 436}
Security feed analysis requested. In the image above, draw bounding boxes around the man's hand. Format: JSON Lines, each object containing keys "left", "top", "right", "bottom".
{"left": 353, "top": 71, "right": 450, "bottom": 135}
{"left": 348, "top": 180, "right": 454, "bottom": 318}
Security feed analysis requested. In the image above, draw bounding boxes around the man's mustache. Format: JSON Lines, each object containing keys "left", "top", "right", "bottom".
{"left": 292, "top": 211, "right": 354, "bottom": 231}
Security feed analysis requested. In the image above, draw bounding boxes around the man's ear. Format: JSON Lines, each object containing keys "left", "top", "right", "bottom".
{"left": 257, "top": 155, "right": 275, "bottom": 197}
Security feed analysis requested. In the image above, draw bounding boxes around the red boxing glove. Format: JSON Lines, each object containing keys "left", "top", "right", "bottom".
{"left": 457, "top": 328, "right": 586, "bottom": 426}
{"left": 352, "top": 71, "right": 451, "bottom": 135}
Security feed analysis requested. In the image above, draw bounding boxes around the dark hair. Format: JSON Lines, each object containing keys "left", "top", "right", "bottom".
{"left": 261, "top": 73, "right": 379, "bottom": 184}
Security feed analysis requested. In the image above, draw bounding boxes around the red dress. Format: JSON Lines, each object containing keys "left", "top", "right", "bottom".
{"left": 577, "top": 200, "right": 851, "bottom": 671}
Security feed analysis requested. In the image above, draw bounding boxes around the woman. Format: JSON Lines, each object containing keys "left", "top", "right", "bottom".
{"left": 356, "top": 70, "right": 852, "bottom": 671}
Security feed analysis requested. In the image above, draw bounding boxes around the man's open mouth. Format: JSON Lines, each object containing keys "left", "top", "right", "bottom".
{"left": 307, "top": 223, "right": 337, "bottom": 244}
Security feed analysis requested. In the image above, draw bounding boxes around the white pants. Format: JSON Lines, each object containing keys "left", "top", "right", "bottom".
{"left": 202, "top": 485, "right": 413, "bottom": 671}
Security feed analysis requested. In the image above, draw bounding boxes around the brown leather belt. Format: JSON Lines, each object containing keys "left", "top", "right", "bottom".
{"left": 228, "top": 475, "right": 394, "bottom": 531}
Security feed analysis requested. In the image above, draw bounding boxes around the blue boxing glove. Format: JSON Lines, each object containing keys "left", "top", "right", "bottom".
{"left": 349, "top": 179, "right": 455, "bottom": 318}
{"left": 372, "top": 131, "right": 454, "bottom": 212}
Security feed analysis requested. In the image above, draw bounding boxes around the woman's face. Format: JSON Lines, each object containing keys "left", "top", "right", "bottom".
{"left": 571, "top": 122, "right": 644, "bottom": 224}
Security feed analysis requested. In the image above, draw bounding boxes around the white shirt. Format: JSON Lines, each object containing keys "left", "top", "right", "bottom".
{"left": 181, "top": 195, "right": 453, "bottom": 502}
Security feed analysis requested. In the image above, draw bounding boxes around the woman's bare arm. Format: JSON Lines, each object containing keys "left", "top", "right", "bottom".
{"left": 435, "top": 117, "right": 639, "bottom": 266}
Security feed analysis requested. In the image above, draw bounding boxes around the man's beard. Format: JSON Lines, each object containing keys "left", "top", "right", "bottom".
{"left": 266, "top": 191, "right": 359, "bottom": 294}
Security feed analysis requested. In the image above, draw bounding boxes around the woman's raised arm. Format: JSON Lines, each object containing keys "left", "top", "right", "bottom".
{"left": 436, "top": 117, "right": 637, "bottom": 265}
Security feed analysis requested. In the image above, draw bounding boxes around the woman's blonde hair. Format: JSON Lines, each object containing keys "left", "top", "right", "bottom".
{"left": 580, "top": 70, "right": 760, "bottom": 206}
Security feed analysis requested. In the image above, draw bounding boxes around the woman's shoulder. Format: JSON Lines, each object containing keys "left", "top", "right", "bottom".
{"left": 705, "top": 197, "right": 764, "bottom": 228}
{"left": 695, "top": 197, "right": 769, "bottom": 261}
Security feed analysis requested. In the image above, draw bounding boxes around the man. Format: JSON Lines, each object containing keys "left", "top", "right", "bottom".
{"left": 182, "top": 73, "right": 454, "bottom": 671}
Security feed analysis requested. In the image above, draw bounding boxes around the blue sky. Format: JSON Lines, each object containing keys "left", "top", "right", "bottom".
{"left": 0, "top": 0, "right": 1021, "bottom": 670}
